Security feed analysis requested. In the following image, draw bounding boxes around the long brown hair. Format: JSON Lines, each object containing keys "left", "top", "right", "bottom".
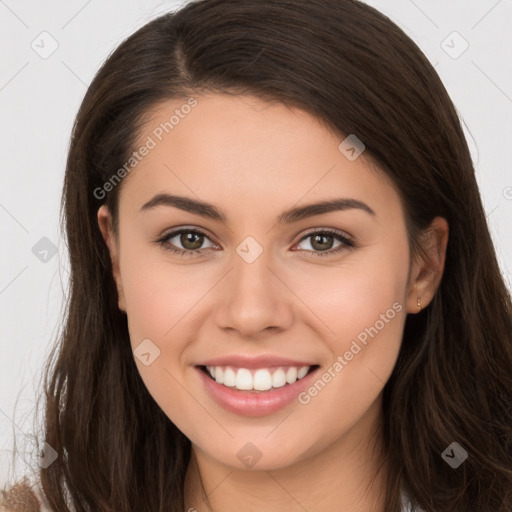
{"left": 3, "top": 0, "right": 511, "bottom": 510}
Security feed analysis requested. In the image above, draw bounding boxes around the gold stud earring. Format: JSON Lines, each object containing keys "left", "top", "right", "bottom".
{"left": 417, "top": 297, "right": 421, "bottom": 312}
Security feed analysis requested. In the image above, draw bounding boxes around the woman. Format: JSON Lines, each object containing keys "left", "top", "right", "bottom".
{"left": 2, "top": 0, "right": 511, "bottom": 510}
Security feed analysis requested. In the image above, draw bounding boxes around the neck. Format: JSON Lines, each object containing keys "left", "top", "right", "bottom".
{"left": 184, "top": 397, "right": 389, "bottom": 512}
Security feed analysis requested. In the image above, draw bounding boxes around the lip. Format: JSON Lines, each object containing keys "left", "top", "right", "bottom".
{"left": 196, "top": 354, "right": 316, "bottom": 369}
{"left": 196, "top": 364, "right": 320, "bottom": 417}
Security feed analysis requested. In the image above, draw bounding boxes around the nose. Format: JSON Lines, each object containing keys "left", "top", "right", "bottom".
{"left": 214, "top": 247, "right": 294, "bottom": 339}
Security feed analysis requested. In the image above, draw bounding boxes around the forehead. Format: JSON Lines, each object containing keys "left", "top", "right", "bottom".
{"left": 118, "top": 93, "right": 402, "bottom": 224}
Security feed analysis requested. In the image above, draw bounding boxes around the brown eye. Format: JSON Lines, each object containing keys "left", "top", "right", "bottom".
{"left": 310, "top": 233, "right": 335, "bottom": 251}
{"left": 157, "top": 229, "right": 216, "bottom": 256}
{"left": 179, "top": 231, "right": 204, "bottom": 250}
{"left": 295, "top": 229, "right": 355, "bottom": 258}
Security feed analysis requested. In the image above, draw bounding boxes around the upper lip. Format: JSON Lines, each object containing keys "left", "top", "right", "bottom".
{"left": 196, "top": 355, "right": 317, "bottom": 369}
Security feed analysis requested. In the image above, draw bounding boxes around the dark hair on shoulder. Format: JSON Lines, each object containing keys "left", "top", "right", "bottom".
{"left": 7, "top": 0, "right": 512, "bottom": 510}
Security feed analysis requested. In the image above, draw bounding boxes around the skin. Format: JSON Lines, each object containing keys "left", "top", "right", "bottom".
{"left": 98, "top": 94, "right": 448, "bottom": 512}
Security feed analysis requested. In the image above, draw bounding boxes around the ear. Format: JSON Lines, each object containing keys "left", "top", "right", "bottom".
{"left": 97, "top": 205, "right": 126, "bottom": 313}
{"left": 406, "top": 216, "right": 449, "bottom": 314}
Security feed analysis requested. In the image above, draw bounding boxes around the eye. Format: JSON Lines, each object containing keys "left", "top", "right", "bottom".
{"left": 155, "top": 227, "right": 355, "bottom": 258}
{"left": 294, "top": 229, "right": 355, "bottom": 258}
{"left": 156, "top": 228, "right": 217, "bottom": 257}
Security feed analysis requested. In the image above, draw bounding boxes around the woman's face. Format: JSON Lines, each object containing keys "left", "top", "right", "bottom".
{"left": 99, "top": 93, "right": 422, "bottom": 470}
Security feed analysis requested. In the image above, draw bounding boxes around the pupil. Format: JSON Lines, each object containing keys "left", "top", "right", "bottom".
{"left": 182, "top": 232, "right": 202, "bottom": 250}
{"left": 313, "top": 234, "right": 332, "bottom": 251}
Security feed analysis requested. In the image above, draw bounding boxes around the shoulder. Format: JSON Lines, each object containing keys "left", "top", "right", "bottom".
{"left": 0, "top": 478, "right": 42, "bottom": 512}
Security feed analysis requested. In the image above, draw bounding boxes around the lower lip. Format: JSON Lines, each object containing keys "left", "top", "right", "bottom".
{"left": 196, "top": 366, "right": 319, "bottom": 417}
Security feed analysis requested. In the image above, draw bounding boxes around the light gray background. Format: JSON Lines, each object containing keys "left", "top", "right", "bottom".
{"left": 1, "top": 0, "right": 511, "bottom": 487}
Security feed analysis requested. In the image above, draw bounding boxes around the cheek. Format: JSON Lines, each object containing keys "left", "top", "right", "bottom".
{"left": 119, "top": 237, "right": 207, "bottom": 348}
{"left": 118, "top": 242, "right": 210, "bottom": 431}
{"left": 289, "top": 239, "right": 409, "bottom": 412}
{"left": 292, "top": 238, "right": 409, "bottom": 348}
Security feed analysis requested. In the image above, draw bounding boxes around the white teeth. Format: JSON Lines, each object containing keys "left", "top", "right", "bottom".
{"left": 223, "top": 367, "right": 236, "bottom": 387}
{"left": 297, "top": 366, "right": 309, "bottom": 379}
{"left": 285, "top": 366, "right": 297, "bottom": 384}
{"left": 254, "top": 369, "right": 273, "bottom": 391}
{"left": 272, "top": 368, "right": 287, "bottom": 388}
{"left": 214, "top": 366, "right": 224, "bottom": 384}
{"left": 235, "top": 368, "right": 253, "bottom": 390}
{"left": 205, "top": 365, "right": 312, "bottom": 391}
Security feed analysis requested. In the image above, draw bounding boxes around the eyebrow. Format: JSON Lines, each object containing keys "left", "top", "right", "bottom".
{"left": 140, "top": 193, "right": 376, "bottom": 224}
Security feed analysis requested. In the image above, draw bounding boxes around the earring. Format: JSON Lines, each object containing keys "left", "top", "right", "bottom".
{"left": 417, "top": 297, "right": 421, "bottom": 312}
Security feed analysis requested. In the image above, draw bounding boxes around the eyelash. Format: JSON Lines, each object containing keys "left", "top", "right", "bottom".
{"left": 155, "top": 228, "right": 356, "bottom": 258}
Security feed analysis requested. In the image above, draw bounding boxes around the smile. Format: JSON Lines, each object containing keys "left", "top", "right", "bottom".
{"left": 196, "top": 364, "right": 320, "bottom": 416}
{"left": 204, "top": 365, "right": 312, "bottom": 392}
